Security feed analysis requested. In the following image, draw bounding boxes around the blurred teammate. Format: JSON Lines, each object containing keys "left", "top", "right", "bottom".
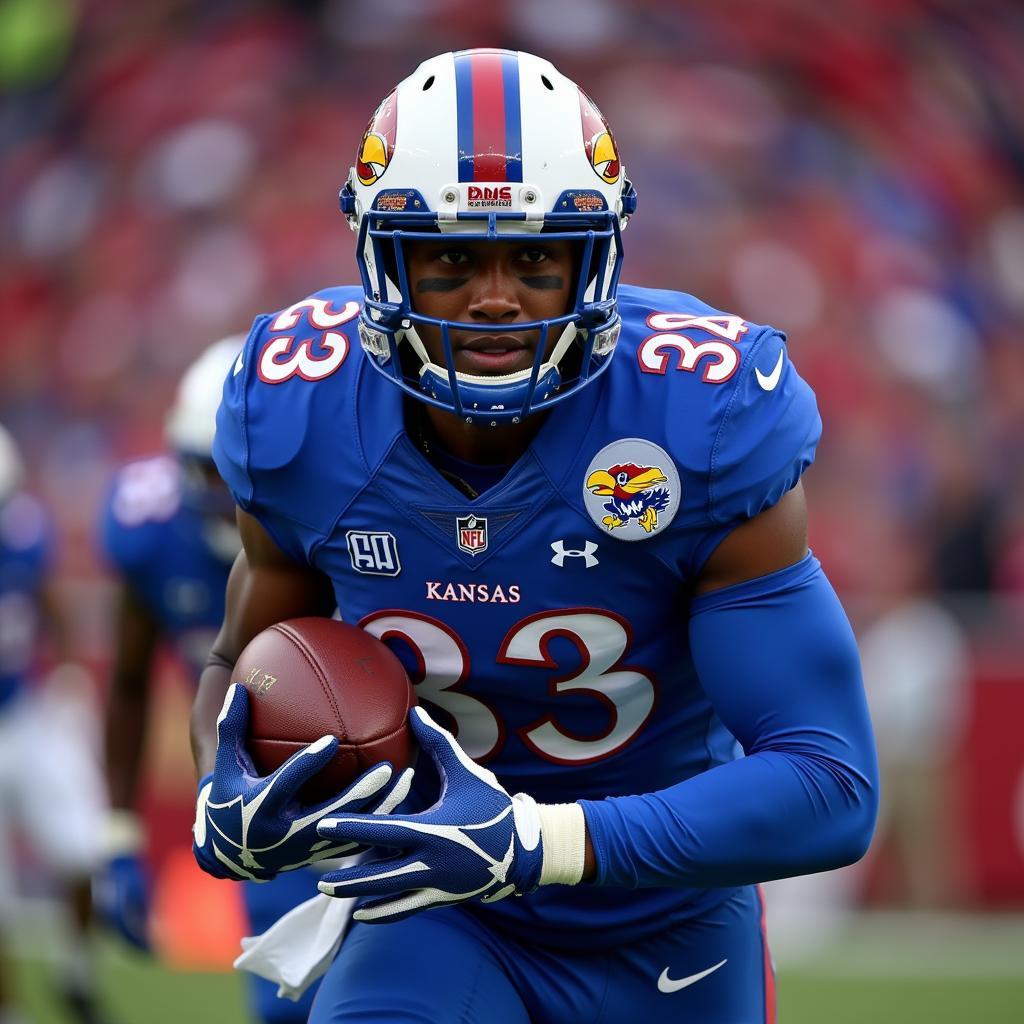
{"left": 0, "top": 424, "right": 108, "bottom": 1024}
{"left": 191, "top": 50, "right": 879, "bottom": 1022}
{"left": 858, "top": 547, "right": 969, "bottom": 907}
{"left": 95, "top": 341, "right": 321, "bottom": 1023}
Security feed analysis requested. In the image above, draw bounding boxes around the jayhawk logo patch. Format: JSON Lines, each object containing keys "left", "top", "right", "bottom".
{"left": 583, "top": 440, "right": 680, "bottom": 540}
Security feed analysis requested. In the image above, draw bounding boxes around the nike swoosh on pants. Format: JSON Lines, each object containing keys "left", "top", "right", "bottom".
{"left": 657, "top": 958, "right": 728, "bottom": 994}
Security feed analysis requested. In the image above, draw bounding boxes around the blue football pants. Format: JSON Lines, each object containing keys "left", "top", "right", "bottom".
{"left": 243, "top": 870, "right": 324, "bottom": 1023}
{"left": 309, "top": 885, "right": 775, "bottom": 1023}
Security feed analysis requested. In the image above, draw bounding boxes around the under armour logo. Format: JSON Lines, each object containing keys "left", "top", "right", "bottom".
{"left": 550, "top": 540, "right": 599, "bottom": 568}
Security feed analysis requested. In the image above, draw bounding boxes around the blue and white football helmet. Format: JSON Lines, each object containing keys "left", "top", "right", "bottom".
{"left": 340, "top": 48, "right": 637, "bottom": 425}
{"left": 165, "top": 336, "right": 245, "bottom": 462}
{"left": 165, "top": 336, "right": 245, "bottom": 558}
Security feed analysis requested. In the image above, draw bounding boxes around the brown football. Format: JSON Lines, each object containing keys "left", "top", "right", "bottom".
{"left": 234, "top": 617, "right": 417, "bottom": 804}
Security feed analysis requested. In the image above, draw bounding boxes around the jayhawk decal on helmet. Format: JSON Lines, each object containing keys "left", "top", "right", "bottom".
{"left": 579, "top": 90, "right": 620, "bottom": 185}
{"left": 356, "top": 90, "right": 398, "bottom": 186}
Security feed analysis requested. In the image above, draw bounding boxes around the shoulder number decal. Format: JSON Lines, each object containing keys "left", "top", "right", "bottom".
{"left": 637, "top": 312, "right": 746, "bottom": 383}
{"left": 257, "top": 298, "right": 360, "bottom": 384}
{"left": 359, "top": 607, "right": 656, "bottom": 767}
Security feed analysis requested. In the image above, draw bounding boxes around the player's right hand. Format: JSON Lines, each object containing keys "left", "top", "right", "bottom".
{"left": 192, "top": 683, "right": 413, "bottom": 882}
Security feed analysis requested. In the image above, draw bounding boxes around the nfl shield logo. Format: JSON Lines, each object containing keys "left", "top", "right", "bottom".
{"left": 456, "top": 514, "right": 488, "bottom": 556}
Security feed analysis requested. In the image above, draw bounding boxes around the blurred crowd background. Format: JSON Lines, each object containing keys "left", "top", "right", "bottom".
{"left": 1, "top": 0, "right": 1023, "bottom": 975}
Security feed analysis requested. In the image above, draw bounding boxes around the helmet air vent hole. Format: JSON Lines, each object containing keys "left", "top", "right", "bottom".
{"left": 541, "top": 75, "right": 554, "bottom": 91}
{"left": 423, "top": 75, "right": 435, "bottom": 90}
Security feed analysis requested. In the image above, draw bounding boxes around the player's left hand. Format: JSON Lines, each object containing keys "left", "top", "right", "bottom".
{"left": 315, "top": 707, "right": 545, "bottom": 923}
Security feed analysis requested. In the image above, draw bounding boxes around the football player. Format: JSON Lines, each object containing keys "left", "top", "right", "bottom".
{"left": 191, "top": 50, "right": 879, "bottom": 1023}
{"left": 0, "top": 424, "right": 108, "bottom": 1024}
{"left": 95, "top": 340, "right": 322, "bottom": 1023}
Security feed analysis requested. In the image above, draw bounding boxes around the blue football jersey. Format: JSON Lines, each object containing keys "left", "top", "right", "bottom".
{"left": 214, "top": 283, "right": 821, "bottom": 945}
{"left": 0, "top": 493, "right": 53, "bottom": 709}
{"left": 100, "top": 456, "right": 231, "bottom": 678}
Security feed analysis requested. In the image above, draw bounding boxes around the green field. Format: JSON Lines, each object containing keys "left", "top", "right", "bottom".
{"left": 12, "top": 913, "right": 1024, "bottom": 1023}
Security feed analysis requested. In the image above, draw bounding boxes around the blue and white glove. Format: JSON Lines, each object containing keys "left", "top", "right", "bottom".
{"left": 315, "top": 707, "right": 588, "bottom": 923}
{"left": 193, "top": 683, "right": 412, "bottom": 882}
{"left": 94, "top": 812, "right": 150, "bottom": 952}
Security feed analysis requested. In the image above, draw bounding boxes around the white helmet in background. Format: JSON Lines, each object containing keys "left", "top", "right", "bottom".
{"left": 339, "top": 48, "right": 637, "bottom": 425}
{"left": 0, "top": 423, "right": 25, "bottom": 506}
{"left": 165, "top": 336, "right": 245, "bottom": 561}
{"left": 165, "top": 335, "right": 245, "bottom": 458}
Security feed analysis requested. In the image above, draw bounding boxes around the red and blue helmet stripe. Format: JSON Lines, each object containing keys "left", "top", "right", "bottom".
{"left": 454, "top": 49, "right": 523, "bottom": 183}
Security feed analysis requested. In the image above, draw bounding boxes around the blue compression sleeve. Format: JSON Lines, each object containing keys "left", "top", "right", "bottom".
{"left": 580, "top": 554, "right": 879, "bottom": 889}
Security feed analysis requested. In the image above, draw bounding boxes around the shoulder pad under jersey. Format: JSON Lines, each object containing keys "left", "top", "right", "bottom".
{"left": 213, "top": 286, "right": 366, "bottom": 563}
{"left": 615, "top": 283, "right": 821, "bottom": 529}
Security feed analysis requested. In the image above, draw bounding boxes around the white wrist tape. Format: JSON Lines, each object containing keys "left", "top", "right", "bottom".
{"left": 105, "top": 810, "right": 144, "bottom": 856}
{"left": 537, "top": 802, "right": 587, "bottom": 886}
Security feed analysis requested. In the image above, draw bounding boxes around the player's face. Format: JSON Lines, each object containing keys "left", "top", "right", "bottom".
{"left": 404, "top": 239, "right": 575, "bottom": 376}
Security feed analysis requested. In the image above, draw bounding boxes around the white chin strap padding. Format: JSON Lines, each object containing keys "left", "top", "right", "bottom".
{"left": 404, "top": 321, "right": 577, "bottom": 389}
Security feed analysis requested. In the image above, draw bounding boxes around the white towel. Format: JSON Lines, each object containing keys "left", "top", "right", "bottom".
{"left": 234, "top": 893, "right": 356, "bottom": 1001}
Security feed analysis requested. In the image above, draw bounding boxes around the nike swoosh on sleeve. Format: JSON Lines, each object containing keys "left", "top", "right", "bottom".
{"left": 233, "top": 350, "right": 245, "bottom": 375}
{"left": 754, "top": 350, "right": 784, "bottom": 391}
